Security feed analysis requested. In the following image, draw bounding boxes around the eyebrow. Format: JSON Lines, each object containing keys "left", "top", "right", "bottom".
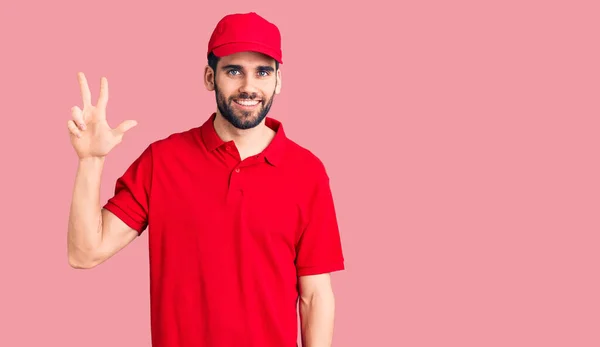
{"left": 221, "top": 64, "right": 275, "bottom": 72}
{"left": 257, "top": 66, "right": 275, "bottom": 72}
{"left": 221, "top": 64, "right": 243, "bottom": 71}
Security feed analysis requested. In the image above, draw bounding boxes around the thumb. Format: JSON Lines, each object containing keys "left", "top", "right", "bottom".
{"left": 114, "top": 120, "right": 138, "bottom": 135}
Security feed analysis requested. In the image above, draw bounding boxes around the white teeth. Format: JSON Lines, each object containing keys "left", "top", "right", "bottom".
{"left": 236, "top": 100, "right": 259, "bottom": 106}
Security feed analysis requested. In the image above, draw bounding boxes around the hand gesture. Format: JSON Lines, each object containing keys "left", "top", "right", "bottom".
{"left": 67, "top": 72, "right": 137, "bottom": 159}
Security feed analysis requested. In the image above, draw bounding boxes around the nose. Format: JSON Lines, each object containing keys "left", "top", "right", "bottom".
{"left": 239, "top": 75, "right": 259, "bottom": 96}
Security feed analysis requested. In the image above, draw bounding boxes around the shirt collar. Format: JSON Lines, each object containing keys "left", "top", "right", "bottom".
{"left": 200, "top": 113, "right": 286, "bottom": 166}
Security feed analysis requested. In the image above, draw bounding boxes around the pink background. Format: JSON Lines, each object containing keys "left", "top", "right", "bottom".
{"left": 1, "top": 0, "right": 599, "bottom": 346}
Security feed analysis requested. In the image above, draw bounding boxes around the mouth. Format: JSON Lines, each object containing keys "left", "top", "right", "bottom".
{"left": 233, "top": 99, "right": 262, "bottom": 109}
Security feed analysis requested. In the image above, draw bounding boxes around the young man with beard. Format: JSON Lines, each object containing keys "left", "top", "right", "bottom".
{"left": 66, "top": 12, "right": 345, "bottom": 347}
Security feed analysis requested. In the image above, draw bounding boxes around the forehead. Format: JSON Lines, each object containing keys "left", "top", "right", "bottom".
{"left": 218, "top": 51, "right": 276, "bottom": 68}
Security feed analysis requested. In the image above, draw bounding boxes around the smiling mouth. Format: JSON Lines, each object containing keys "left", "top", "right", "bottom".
{"left": 234, "top": 99, "right": 261, "bottom": 107}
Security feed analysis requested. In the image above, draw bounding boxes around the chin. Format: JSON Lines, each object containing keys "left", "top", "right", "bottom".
{"left": 217, "top": 98, "right": 272, "bottom": 130}
{"left": 227, "top": 114, "right": 265, "bottom": 130}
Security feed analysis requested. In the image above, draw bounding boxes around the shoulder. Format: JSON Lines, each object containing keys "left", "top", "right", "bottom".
{"left": 146, "top": 126, "right": 202, "bottom": 155}
{"left": 126, "top": 127, "right": 201, "bottom": 170}
{"left": 283, "top": 137, "right": 330, "bottom": 183}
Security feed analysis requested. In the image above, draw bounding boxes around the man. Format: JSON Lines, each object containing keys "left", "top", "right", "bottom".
{"left": 66, "top": 12, "right": 345, "bottom": 347}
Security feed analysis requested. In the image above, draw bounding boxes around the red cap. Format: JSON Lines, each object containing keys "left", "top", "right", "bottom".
{"left": 207, "top": 12, "right": 283, "bottom": 64}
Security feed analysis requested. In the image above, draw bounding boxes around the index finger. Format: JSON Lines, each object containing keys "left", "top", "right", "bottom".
{"left": 77, "top": 72, "right": 92, "bottom": 107}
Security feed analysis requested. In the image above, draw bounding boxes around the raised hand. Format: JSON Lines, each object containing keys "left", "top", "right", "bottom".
{"left": 67, "top": 72, "right": 137, "bottom": 159}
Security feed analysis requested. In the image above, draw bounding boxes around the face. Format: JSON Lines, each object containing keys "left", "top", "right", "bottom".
{"left": 205, "top": 51, "right": 281, "bottom": 130}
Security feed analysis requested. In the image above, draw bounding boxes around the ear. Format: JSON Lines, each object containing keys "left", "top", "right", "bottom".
{"left": 204, "top": 65, "right": 215, "bottom": 91}
{"left": 275, "top": 69, "right": 282, "bottom": 94}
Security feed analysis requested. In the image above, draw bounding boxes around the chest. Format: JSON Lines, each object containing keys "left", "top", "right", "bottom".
{"left": 148, "top": 160, "right": 307, "bottom": 255}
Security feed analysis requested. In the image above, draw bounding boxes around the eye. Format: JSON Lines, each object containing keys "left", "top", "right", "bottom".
{"left": 227, "top": 69, "right": 241, "bottom": 76}
{"left": 257, "top": 70, "right": 271, "bottom": 77}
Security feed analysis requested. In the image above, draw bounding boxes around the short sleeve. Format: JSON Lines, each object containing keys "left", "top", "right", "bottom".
{"left": 103, "top": 145, "right": 153, "bottom": 234}
{"left": 295, "top": 173, "right": 345, "bottom": 276}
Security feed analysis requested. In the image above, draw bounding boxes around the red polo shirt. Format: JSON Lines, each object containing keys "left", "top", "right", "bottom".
{"left": 103, "top": 113, "right": 345, "bottom": 347}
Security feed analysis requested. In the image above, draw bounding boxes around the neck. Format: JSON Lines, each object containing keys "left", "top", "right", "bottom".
{"left": 213, "top": 111, "right": 275, "bottom": 159}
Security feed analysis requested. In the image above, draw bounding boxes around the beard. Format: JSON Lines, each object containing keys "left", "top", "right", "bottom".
{"left": 215, "top": 82, "right": 276, "bottom": 130}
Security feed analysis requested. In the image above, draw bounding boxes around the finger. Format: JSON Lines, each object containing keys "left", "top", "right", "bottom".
{"left": 77, "top": 72, "right": 92, "bottom": 107}
{"left": 113, "top": 120, "right": 138, "bottom": 135}
{"left": 71, "top": 106, "right": 86, "bottom": 130}
{"left": 67, "top": 120, "right": 82, "bottom": 138}
{"left": 97, "top": 76, "right": 109, "bottom": 109}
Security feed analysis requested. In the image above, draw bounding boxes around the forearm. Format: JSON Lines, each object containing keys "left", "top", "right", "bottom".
{"left": 67, "top": 157, "right": 105, "bottom": 266}
{"left": 299, "top": 289, "right": 336, "bottom": 347}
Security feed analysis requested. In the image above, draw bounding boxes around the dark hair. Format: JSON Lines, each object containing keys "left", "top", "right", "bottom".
{"left": 207, "top": 51, "right": 279, "bottom": 73}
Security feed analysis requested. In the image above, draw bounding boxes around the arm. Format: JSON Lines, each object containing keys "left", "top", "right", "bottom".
{"left": 295, "top": 165, "right": 345, "bottom": 346}
{"left": 66, "top": 72, "right": 141, "bottom": 269}
{"left": 67, "top": 157, "right": 138, "bottom": 269}
{"left": 299, "top": 273, "right": 337, "bottom": 347}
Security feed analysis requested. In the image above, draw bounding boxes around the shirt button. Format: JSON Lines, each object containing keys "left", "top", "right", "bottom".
{"left": 235, "top": 168, "right": 240, "bottom": 173}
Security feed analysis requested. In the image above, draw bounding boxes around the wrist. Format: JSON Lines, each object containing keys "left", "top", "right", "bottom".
{"left": 78, "top": 156, "right": 106, "bottom": 167}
